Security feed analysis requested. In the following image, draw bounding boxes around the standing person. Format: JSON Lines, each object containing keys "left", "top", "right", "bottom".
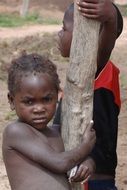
{"left": 56, "top": 0, "right": 123, "bottom": 189}
{"left": 2, "top": 53, "right": 96, "bottom": 190}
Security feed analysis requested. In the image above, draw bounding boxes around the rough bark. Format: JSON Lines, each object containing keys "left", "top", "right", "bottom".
{"left": 61, "top": 2, "right": 100, "bottom": 190}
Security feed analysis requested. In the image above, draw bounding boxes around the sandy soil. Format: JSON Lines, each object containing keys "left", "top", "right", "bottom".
{"left": 0, "top": 25, "right": 61, "bottom": 39}
{"left": 0, "top": 17, "right": 127, "bottom": 190}
{"left": 111, "top": 17, "right": 127, "bottom": 190}
{"left": 115, "top": 0, "right": 127, "bottom": 5}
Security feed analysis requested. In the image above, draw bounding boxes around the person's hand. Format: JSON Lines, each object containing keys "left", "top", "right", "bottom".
{"left": 77, "top": 0, "right": 116, "bottom": 23}
{"left": 70, "top": 157, "right": 96, "bottom": 183}
{"left": 83, "top": 120, "right": 96, "bottom": 153}
{"left": 58, "top": 88, "right": 63, "bottom": 101}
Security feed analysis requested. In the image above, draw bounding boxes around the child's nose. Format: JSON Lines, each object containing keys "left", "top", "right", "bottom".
{"left": 33, "top": 104, "right": 45, "bottom": 113}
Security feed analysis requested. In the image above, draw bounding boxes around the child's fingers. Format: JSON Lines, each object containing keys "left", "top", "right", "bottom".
{"left": 78, "top": 166, "right": 90, "bottom": 182}
{"left": 85, "top": 120, "right": 94, "bottom": 131}
{"left": 82, "top": 0, "right": 98, "bottom": 2}
{"left": 90, "top": 120, "right": 94, "bottom": 128}
{"left": 84, "top": 120, "right": 95, "bottom": 139}
{"left": 80, "top": 165, "right": 90, "bottom": 181}
{"left": 78, "top": 0, "right": 99, "bottom": 4}
{"left": 78, "top": 6, "right": 99, "bottom": 17}
{"left": 71, "top": 164, "right": 89, "bottom": 182}
{"left": 79, "top": 8, "right": 98, "bottom": 16}
{"left": 81, "top": 14, "right": 99, "bottom": 19}
{"left": 77, "top": 1, "right": 101, "bottom": 18}
{"left": 77, "top": 1, "right": 98, "bottom": 9}
{"left": 71, "top": 166, "right": 84, "bottom": 182}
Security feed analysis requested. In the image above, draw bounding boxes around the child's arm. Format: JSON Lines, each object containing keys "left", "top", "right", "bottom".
{"left": 96, "top": 2, "right": 117, "bottom": 73}
{"left": 77, "top": 0, "right": 117, "bottom": 73}
{"left": 3, "top": 121, "right": 95, "bottom": 174}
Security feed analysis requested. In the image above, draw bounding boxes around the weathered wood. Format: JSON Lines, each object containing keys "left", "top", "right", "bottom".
{"left": 20, "top": 0, "right": 30, "bottom": 17}
{"left": 61, "top": 1, "right": 100, "bottom": 190}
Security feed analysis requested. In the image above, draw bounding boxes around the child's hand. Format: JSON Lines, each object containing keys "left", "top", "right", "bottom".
{"left": 70, "top": 157, "right": 96, "bottom": 183}
{"left": 83, "top": 120, "right": 96, "bottom": 152}
{"left": 58, "top": 88, "right": 63, "bottom": 101}
{"left": 77, "top": 0, "right": 116, "bottom": 23}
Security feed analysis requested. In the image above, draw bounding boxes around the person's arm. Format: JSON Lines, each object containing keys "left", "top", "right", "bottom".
{"left": 97, "top": 2, "right": 117, "bottom": 73}
{"left": 77, "top": 0, "right": 117, "bottom": 73}
{"left": 3, "top": 121, "right": 95, "bottom": 174}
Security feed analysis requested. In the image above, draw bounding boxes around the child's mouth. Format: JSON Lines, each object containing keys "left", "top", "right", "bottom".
{"left": 33, "top": 117, "right": 46, "bottom": 124}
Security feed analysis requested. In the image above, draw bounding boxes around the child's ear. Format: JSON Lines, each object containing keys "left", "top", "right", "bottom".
{"left": 8, "top": 93, "right": 15, "bottom": 110}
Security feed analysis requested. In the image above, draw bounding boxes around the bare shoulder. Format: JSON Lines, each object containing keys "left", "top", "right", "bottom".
{"left": 2, "top": 121, "right": 34, "bottom": 148}
{"left": 3, "top": 121, "right": 32, "bottom": 138}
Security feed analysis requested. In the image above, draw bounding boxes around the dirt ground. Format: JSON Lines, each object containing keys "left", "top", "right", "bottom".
{"left": 0, "top": 13, "right": 127, "bottom": 190}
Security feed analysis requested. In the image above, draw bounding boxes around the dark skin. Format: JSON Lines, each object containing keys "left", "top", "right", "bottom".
{"left": 3, "top": 73, "right": 95, "bottom": 190}
{"left": 58, "top": 0, "right": 118, "bottom": 183}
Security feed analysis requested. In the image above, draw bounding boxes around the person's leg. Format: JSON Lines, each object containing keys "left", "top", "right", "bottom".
{"left": 84, "top": 179, "right": 117, "bottom": 190}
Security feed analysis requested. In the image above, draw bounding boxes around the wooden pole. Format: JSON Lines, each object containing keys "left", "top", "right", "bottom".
{"left": 20, "top": 0, "right": 30, "bottom": 18}
{"left": 61, "top": 1, "right": 100, "bottom": 190}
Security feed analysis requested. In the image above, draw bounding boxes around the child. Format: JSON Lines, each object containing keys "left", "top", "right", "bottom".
{"left": 2, "top": 53, "right": 96, "bottom": 190}
{"left": 56, "top": 0, "right": 123, "bottom": 189}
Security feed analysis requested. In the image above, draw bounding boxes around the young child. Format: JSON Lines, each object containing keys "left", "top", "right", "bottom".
{"left": 2, "top": 53, "right": 96, "bottom": 190}
{"left": 55, "top": 0, "right": 123, "bottom": 189}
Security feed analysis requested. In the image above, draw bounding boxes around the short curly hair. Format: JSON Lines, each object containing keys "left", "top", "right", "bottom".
{"left": 8, "top": 53, "right": 60, "bottom": 95}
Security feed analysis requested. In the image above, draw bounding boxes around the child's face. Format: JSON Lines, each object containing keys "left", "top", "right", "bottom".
{"left": 58, "top": 13, "right": 73, "bottom": 57}
{"left": 8, "top": 73, "right": 58, "bottom": 131}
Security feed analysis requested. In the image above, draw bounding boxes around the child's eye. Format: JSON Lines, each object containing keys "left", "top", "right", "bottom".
{"left": 43, "top": 97, "right": 53, "bottom": 103}
{"left": 22, "top": 99, "right": 33, "bottom": 106}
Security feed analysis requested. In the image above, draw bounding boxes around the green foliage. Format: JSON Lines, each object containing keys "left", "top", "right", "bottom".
{"left": 0, "top": 13, "right": 61, "bottom": 27}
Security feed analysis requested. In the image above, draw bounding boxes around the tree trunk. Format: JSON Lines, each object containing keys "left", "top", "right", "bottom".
{"left": 20, "top": 0, "right": 30, "bottom": 18}
{"left": 61, "top": 1, "right": 100, "bottom": 190}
